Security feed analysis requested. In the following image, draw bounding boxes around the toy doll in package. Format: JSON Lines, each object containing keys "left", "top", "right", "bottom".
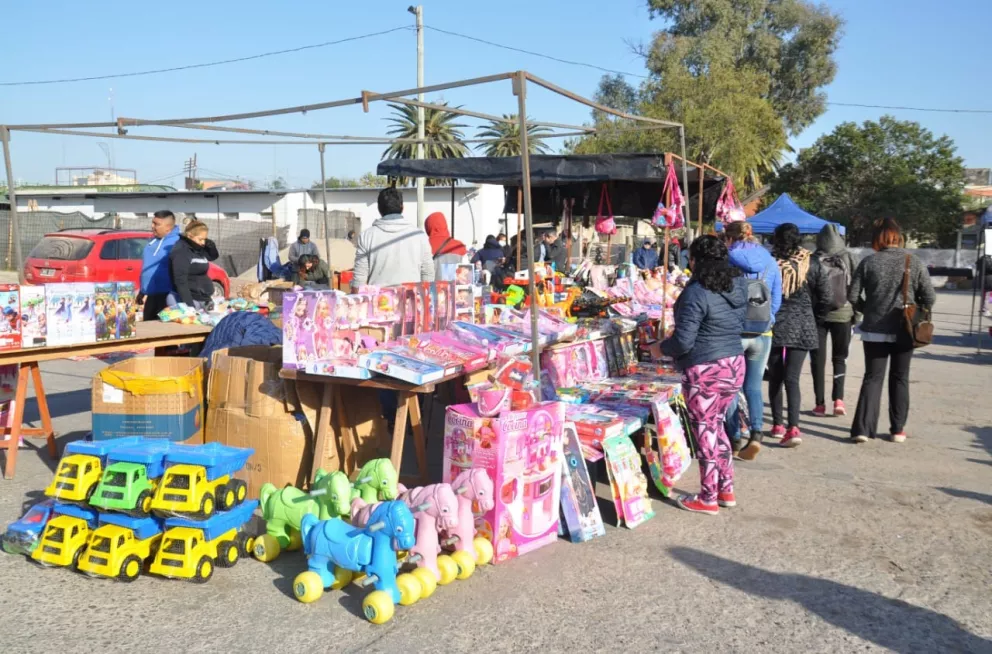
{"left": 282, "top": 290, "right": 319, "bottom": 369}
{"left": 435, "top": 282, "right": 454, "bottom": 330}
{"left": 94, "top": 283, "right": 117, "bottom": 342}
{"left": 115, "top": 281, "right": 138, "bottom": 339}
{"left": 19, "top": 285, "right": 46, "bottom": 348}
{"left": 559, "top": 422, "right": 605, "bottom": 543}
{"left": 602, "top": 434, "right": 654, "bottom": 528}
{"left": 0, "top": 285, "right": 20, "bottom": 350}
{"left": 455, "top": 285, "right": 474, "bottom": 321}
{"left": 359, "top": 349, "right": 446, "bottom": 385}
{"left": 419, "top": 283, "right": 436, "bottom": 333}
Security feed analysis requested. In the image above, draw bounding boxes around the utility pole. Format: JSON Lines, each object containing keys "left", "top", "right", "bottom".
{"left": 409, "top": 5, "right": 425, "bottom": 227}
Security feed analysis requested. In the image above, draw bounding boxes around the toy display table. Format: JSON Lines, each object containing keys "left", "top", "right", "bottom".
{"left": 279, "top": 368, "right": 484, "bottom": 487}
{"left": 0, "top": 321, "right": 213, "bottom": 480}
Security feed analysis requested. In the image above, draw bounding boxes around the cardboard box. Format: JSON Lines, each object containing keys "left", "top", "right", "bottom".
{"left": 91, "top": 357, "right": 205, "bottom": 443}
{"left": 0, "top": 284, "right": 20, "bottom": 351}
{"left": 20, "top": 285, "right": 46, "bottom": 348}
{"left": 206, "top": 346, "right": 313, "bottom": 498}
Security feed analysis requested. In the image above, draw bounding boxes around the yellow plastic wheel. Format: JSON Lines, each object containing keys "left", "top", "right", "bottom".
{"left": 411, "top": 567, "right": 438, "bottom": 599}
{"left": 235, "top": 482, "right": 247, "bottom": 502}
{"left": 293, "top": 571, "right": 324, "bottom": 604}
{"left": 222, "top": 488, "right": 236, "bottom": 509}
{"left": 201, "top": 495, "right": 215, "bottom": 517}
{"left": 226, "top": 543, "right": 239, "bottom": 565}
{"left": 287, "top": 530, "right": 303, "bottom": 552}
{"left": 396, "top": 572, "right": 422, "bottom": 606}
{"left": 473, "top": 537, "right": 494, "bottom": 566}
{"left": 140, "top": 493, "right": 153, "bottom": 514}
{"left": 451, "top": 550, "right": 476, "bottom": 580}
{"left": 330, "top": 566, "right": 353, "bottom": 590}
{"left": 362, "top": 590, "right": 395, "bottom": 624}
{"left": 252, "top": 534, "right": 281, "bottom": 562}
{"left": 436, "top": 554, "right": 458, "bottom": 585}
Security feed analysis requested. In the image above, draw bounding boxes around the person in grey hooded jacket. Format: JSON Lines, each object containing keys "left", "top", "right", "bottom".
{"left": 351, "top": 187, "right": 434, "bottom": 290}
{"left": 809, "top": 223, "right": 856, "bottom": 418}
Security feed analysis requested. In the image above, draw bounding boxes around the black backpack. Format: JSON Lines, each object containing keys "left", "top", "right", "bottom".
{"left": 819, "top": 253, "right": 850, "bottom": 312}
{"left": 741, "top": 275, "right": 772, "bottom": 337}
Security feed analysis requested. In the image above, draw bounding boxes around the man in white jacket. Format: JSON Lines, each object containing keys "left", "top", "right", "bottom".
{"left": 351, "top": 187, "right": 434, "bottom": 290}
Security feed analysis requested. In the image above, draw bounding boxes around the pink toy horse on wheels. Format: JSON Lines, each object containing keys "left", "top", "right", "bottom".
{"left": 395, "top": 483, "right": 472, "bottom": 585}
{"left": 443, "top": 468, "right": 496, "bottom": 565}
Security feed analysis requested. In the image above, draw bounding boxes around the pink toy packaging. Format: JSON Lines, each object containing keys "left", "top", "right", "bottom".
{"left": 435, "top": 282, "right": 455, "bottom": 330}
{"left": 0, "top": 284, "right": 21, "bottom": 351}
{"left": 540, "top": 339, "right": 609, "bottom": 389}
{"left": 19, "top": 285, "right": 46, "bottom": 348}
{"left": 443, "top": 401, "right": 565, "bottom": 564}
{"left": 282, "top": 290, "right": 325, "bottom": 369}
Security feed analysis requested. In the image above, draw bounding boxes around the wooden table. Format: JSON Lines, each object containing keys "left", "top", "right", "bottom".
{"left": 0, "top": 321, "right": 213, "bottom": 479}
{"left": 279, "top": 368, "right": 478, "bottom": 487}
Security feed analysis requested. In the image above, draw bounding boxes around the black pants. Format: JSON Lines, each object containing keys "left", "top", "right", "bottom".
{"left": 142, "top": 293, "right": 169, "bottom": 321}
{"left": 851, "top": 341, "right": 914, "bottom": 438}
{"left": 810, "top": 321, "right": 852, "bottom": 405}
{"left": 768, "top": 347, "right": 808, "bottom": 429}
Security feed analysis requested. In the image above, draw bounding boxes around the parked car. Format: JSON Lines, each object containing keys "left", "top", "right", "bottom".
{"left": 23, "top": 229, "right": 230, "bottom": 298}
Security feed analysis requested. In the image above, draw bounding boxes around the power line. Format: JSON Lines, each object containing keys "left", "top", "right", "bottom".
{"left": 826, "top": 102, "right": 992, "bottom": 115}
{"left": 0, "top": 26, "right": 412, "bottom": 87}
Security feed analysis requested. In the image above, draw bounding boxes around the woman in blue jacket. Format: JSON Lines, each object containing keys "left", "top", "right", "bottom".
{"left": 722, "top": 222, "right": 783, "bottom": 460}
{"left": 661, "top": 236, "right": 747, "bottom": 515}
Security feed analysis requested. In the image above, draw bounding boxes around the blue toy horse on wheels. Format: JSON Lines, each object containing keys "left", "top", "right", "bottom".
{"left": 293, "top": 500, "right": 420, "bottom": 623}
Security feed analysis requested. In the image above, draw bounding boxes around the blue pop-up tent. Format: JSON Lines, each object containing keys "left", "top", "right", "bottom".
{"left": 743, "top": 194, "right": 845, "bottom": 235}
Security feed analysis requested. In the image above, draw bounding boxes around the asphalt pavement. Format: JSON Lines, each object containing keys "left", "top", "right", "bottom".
{"left": 0, "top": 290, "right": 990, "bottom": 653}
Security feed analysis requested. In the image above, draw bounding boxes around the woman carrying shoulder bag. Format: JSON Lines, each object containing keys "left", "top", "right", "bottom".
{"left": 849, "top": 218, "right": 936, "bottom": 444}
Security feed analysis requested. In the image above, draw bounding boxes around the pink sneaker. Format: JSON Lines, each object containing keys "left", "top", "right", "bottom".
{"left": 812, "top": 405, "right": 826, "bottom": 417}
{"left": 890, "top": 432, "right": 907, "bottom": 443}
{"left": 780, "top": 427, "right": 803, "bottom": 448}
{"left": 676, "top": 494, "right": 719, "bottom": 515}
{"left": 769, "top": 425, "right": 786, "bottom": 439}
{"left": 834, "top": 400, "right": 847, "bottom": 416}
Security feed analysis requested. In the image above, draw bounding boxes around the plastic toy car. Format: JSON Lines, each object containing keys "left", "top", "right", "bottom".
{"left": 149, "top": 500, "right": 257, "bottom": 583}
{"left": 45, "top": 437, "right": 143, "bottom": 504}
{"left": 31, "top": 504, "right": 99, "bottom": 569}
{"left": 77, "top": 514, "right": 163, "bottom": 582}
{"left": 150, "top": 443, "right": 252, "bottom": 519}
{"left": 90, "top": 439, "right": 171, "bottom": 517}
{"left": 1, "top": 500, "right": 56, "bottom": 555}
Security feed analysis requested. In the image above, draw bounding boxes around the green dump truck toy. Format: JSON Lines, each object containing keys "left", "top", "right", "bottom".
{"left": 90, "top": 439, "right": 172, "bottom": 517}
{"left": 44, "top": 437, "right": 144, "bottom": 505}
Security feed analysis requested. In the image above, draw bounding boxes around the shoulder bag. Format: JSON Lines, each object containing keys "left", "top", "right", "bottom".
{"left": 901, "top": 254, "right": 933, "bottom": 348}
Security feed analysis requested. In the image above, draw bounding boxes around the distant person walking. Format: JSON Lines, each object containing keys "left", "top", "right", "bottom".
{"left": 425, "top": 211, "right": 467, "bottom": 282}
{"left": 169, "top": 220, "right": 219, "bottom": 310}
{"left": 810, "top": 224, "right": 856, "bottom": 417}
{"left": 139, "top": 210, "right": 181, "bottom": 321}
{"left": 848, "top": 218, "right": 936, "bottom": 444}
{"left": 288, "top": 229, "right": 319, "bottom": 265}
{"left": 351, "top": 187, "right": 434, "bottom": 289}
{"left": 767, "top": 223, "right": 830, "bottom": 448}
{"left": 632, "top": 238, "right": 659, "bottom": 271}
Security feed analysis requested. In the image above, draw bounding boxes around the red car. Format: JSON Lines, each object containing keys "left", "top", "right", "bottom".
{"left": 23, "top": 229, "right": 231, "bottom": 298}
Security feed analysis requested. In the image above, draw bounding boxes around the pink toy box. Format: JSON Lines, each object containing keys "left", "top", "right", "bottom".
{"left": 540, "top": 338, "right": 610, "bottom": 389}
{"left": 443, "top": 401, "right": 565, "bottom": 564}
{"left": 282, "top": 290, "right": 322, "bottom": 369}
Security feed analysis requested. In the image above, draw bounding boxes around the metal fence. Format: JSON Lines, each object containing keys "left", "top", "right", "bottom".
{"left": 0, "top": 209, "right": 292, "bottom": 277}
{"left": 297, "top": 208, "right": 360, "bottom": 241}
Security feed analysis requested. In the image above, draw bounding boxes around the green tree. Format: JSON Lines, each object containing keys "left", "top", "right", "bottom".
{"left": 771, "top": 116, "right": 966, "bottom": 246}
{"left": 475, "top": 114, "right": 552, "bottom": 157}
{"left": 269, "top": 177, "right": 287, "bottom": 190}
{"left": 381, "top": 103, "right": 468, "bottom": 186}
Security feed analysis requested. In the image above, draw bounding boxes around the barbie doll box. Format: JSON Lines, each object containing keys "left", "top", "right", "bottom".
{"left": 0, "top": 284, "right": 20, "bottom": 350}
{"left": 442, "top": 401, "right": 565, "bottom": 564}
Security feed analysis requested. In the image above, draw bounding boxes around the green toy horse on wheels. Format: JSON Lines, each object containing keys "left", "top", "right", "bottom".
{"left": 253, "top": 469, "right": 352, "bottom": 562}
{"left": 351, "top": 459, "right": 400, "bottom": 504}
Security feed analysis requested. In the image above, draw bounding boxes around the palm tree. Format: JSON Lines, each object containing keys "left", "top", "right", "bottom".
{"left": 476, "top": 114, "right": 552, "bottom": 157}
{"left": 381, "top": 103, "right": 469, "bottom": 186}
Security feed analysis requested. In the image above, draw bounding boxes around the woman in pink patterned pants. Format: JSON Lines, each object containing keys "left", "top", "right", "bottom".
{"left": 661, "top": 236, "right": 748, "bottom": 515}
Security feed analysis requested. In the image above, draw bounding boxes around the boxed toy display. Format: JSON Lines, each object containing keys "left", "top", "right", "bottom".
{"left": 282, "top": 290, "right": 319, "bottom": 369}
{"left": 602, "top": 434, "right": 654, "bottom": 529}
{"left": 72, "top": 283, "right": 97, "bottom": 345}
{"left": 45, "top": 283, "right": 76, "bottom": 347}
{"left": 19, "top": 285, "right": 46, "bottom": 348}
{"left": 559, "top": 422, "right": 605, "bottom": 543}
{"left": 443, "top": 402, "right": 565, "bottom": 564}
{"left": 0, "top": 284, "right": 20, "bottom": 350}
{"left": 94, "top": 283, "right": 117, "bottom": 342}
{"left": 115, "top": 281, "right": 137, "bottom": 339}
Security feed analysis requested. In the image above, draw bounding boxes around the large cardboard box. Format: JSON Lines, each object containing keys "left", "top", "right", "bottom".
{"left": 206, "top": 346, "right": 313, "bottom": 497}
{"left": 91, "top": 357, "right": 206, "bottom": 443}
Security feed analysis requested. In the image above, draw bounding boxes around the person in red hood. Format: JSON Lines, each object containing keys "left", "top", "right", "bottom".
{"left": 425, "top": 211, "right": 467, "bottom": 281}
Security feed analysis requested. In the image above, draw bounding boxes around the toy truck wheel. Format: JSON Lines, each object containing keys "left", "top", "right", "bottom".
{"left": 136, "top": 490, "right": 154, "bottom": 516}
{"left": 473, "top": 537, "right": 494, "bottom": 565}
{"left": 199, "top": 493, "right": 216, "bottom": 519}
{"left": 216, "top": 541, "right": 239, "bottom": 568}
{"left": 362, "top": 590, "right": 395, "bottom": 624}
{"left": 436, "top": 555, "right": 458, "bottom": 585}
{"left": 450, "top": 550, "right": 476, "bottom": 580}
{"left": 193, "top": 556, "right": 214, "bottom": 584}
{"left": 396, "top": 572, "right": 422, "bottom": 606}
{"left": 71, "top": 547, "right": 84, "bottom": 571}
{"left": 235, "top": 532, "right": 253, "bottom": 558}
{"left": 217, "top": 484, "right": 236, "bottom": 511}
{"left": 331, "top": 566, "right": 353, "bottom": 590}
{"left": 293, "top": 571, "right": 324, "bottom": 603}
{"left": 410, "top": 567, "right": 438, "bottom": 599}
{"left": 118, "top": 555, "right": 142, "bottom": 582}
{"left": 231, "top": 479, "right": 247, "bottom": 504}
{"left": 84, "top": 483, "right": 98, "bottom": 502}
{"left": 252, "top": 534, "right": 281, "bottom": 562}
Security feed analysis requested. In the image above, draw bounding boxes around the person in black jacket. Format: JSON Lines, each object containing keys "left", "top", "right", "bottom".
{"left": 541, "top": 230, "right": 569, "bottom": 271}
{"left": 767, "top": 223, "right": 830, "bottom": 448}
{"left": 471, "top": 235, "right": 506, "bottom": 278}
{"left": 169, "top": 220, "right": 219, "bottom": 310}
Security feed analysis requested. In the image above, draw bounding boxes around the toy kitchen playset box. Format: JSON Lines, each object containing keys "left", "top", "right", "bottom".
{"left": 442, "top": 401, "right": 565, "bottom": 564}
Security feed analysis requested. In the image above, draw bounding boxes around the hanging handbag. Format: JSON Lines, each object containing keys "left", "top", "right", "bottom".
{"left": 715, "top": 179, "right": 746, "bottom": 224}
{"left": 901, "top": 254, "right": 933, "bottom": 348}
{"left": 652, "top": 163, "right": 685, "bottom": 229}
{"left": 595, "top": 184, "right": 617, "bottom": 236}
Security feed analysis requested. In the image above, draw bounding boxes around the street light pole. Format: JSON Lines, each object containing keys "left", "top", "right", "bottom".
{"left": 409, "top": 5, "right": 426, "bottom": 227}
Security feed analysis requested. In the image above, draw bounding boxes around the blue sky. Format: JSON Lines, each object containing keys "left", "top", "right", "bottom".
{"left": 1, "top": 0, "right": 990, "bottom": 189}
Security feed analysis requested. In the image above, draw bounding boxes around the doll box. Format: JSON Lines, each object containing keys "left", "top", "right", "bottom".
{"left": 94, "top": 283, "right": 117, "bottom": 342}
{"left": 442, "top": 401, "right": 565, "bottom": 564}
{"left": 559, "top": 422, "right": 605, "bottom": 543}
{"left": 0, "top": 284, "right": 20, "bottom": 351}
{"left": 281, "top": 290, "right": 323, "bottom": 370}
{"left": 19, "top": 285, "right": 46, "bottom": 348}
{"left": 358, "top": 350, "right": 446, "bottom": 385}
{"left": 115, "top": 281, "right": 138, "bottom": 340}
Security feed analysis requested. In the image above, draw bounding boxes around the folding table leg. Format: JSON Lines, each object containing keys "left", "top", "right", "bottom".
{"left": 311, "top": 384, "right": 334, "bottom": 482}
{"left": 408, "top": 394, "right": 429, "bottom": 486}
{"left": 29, "top": 363, "right": 57, "bottom": 458}
{"left": 334, "top": 387, "right": 359, "bottom": 474}
{"left": 390, "top": 391, "right": 411, "bottom": 479}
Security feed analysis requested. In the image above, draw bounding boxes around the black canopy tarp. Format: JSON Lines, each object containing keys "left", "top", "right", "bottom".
{"left": 376, "top": 154, "right": 724, "bottom": 220}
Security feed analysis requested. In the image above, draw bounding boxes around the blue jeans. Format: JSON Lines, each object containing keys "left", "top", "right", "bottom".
{"left": 725, "top": 334, "right": 773, "bottom": 442}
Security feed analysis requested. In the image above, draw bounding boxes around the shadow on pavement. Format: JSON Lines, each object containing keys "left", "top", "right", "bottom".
{"left": 934, "top": 487, "right": 992, "bottom": 506}
{"left": 21, "top": 389, "right": 92, "bottom": 423}
{"left": 965, "top": 426, "right": 992, "bottom": 460}
{"left": 668, "top": 547, "right": 992, "bottom": 654}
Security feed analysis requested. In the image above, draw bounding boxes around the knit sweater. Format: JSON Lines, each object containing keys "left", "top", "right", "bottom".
{"left": 848, "top": 248, "right": 936, "bottom": 336}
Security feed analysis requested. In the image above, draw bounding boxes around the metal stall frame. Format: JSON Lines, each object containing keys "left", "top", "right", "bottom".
{"left": 2, "top": 70, "right": 686, "bottom": 371}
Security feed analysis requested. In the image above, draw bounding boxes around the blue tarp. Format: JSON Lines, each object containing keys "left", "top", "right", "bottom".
{"left": 718, "top": 194, "right": 846, "bottom": 236}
